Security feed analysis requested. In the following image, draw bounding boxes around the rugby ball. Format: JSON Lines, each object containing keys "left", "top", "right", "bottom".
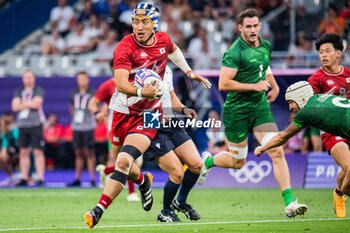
{"left": 134, "top": 68, "right": 164, "bottom": 97}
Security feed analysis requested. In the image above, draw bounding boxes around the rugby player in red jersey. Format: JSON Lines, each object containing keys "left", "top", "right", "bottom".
{"left": 308, "top": 33, "right": 350, "bottom": 218}
{"left": 84, "top": 2, "right": 211, "bottom": 228}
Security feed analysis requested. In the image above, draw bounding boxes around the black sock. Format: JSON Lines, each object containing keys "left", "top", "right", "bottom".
{"left": 177, "top": 169, "right": 199, "bottom": 204}
{"left": 163, "top": 179, "right": 180, "bottom": 211}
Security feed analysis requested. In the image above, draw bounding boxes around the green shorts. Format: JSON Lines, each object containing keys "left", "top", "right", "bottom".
{"left": 223, "top": 105, "right": 275, "bottom": 143}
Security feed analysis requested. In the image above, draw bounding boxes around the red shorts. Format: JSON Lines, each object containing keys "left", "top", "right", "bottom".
{"left": 110, "top": 111, "right": 158, "bottom": 146}
{"left": 321, "top": 132, "right": 350, "bottom": 153}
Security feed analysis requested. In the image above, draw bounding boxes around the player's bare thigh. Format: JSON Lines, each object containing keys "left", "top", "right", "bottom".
{"left": 330, "top": 142, "right": 350, "bottom": 171}
{"left": 173, "top": 140, "right": 202, "bottom": 174}
{"left": 156, "top": 151, "right": 184, "bottom": 184}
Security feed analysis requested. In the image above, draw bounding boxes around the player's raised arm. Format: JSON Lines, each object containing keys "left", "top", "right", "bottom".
{"left": 254, "top": 123, "right": 303, "bottom": 157}
{"left": 266, "top": 66, "right": 280, "bottom": 104}
{"left": 168, "top": 43, "right": 211, "bottom": 89}
{"left": 114, "top": 68, "right": 158, "bottom": 99}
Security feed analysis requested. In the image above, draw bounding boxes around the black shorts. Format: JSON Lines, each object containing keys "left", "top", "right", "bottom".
{"left": 144, "top": 127, "right": 191, "bottom": 161}
{"left": 73, "top": 130, "right": 95, "bottom": 149}
{"left": 19, "top": 126, "right": 45, "bottom": 150}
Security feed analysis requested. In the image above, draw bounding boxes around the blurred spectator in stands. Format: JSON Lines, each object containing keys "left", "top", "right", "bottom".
{"left": 95, "top": 30, "right": 118, "bottom": 62}
{"left": 65, "top": 23, "right": 90, "bottom": 54}
{"left": 119, "top": 0, "right": 138, "bottom": 26}
{"left": 341, "top": 0, "right": 350, "bottom": 40}
{"left": 44, "top": 113, "right": 63, "bottom": 170}
{"left": 11, "top": 70, "right": 46, "bottom": 187}
{"left": 188, "top": 26, "right": 216, "bottom": 69}
{"left": 108, "top": 0, "right": 132, "bottom": 37}
{"left": 50, "top": 0, "right": 75, "bottom": 37}
{"left": 68, "top": 72, "right": 96, "bottom": 187}
{"left": 341, "top": 41, "right": 350, "bottom": 65}
{"left": 206, "top": 110, "right": 227, "bottom": 154}
{"left": 285, "top": 31, "right": 313, "bottom": 68}
{"left": 41, "top": 28, "right": 66, "bottom": 55}
{"left": 166, "top": 0, "right": 191, "bottom": 21}
{"left": 189, "top": 0, "right": 206, "bottom": 20}
{"left": 98, "top": 21, "right": 112, "bottom": 41}
{"left": 283, "top": 112, "right": 308, "bottom": 154}
{"left": 164, "top": 16, "right": 187, "bottom": 50}
{"left": 317, "top": 4, "right": 345, "bottom": 37}
{"left": 0, "top": 115, "right": 19, "bottom": 186}
{"left": 269, "top": 6, "right": 290, "bottom": 50}
{"left": 83, "top": 14, "right": 101, "bottom": 50}
{"left": 78, "top": 0, "right": 93, "bottom": 24}
{"left": 92, "top": 0, "right": 110, "bottom": 19}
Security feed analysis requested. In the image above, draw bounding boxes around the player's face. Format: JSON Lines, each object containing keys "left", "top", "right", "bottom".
{"left": 239, "top": 17, "right": 261, "bottom": 46}
{"left": 318, "top": 43, "right": 341, "bottom": 69}
{"left": 288, "top": 101, "right": 300, "bottom": 114}
{"left": 132, "top": 17, "right": 154, "bottom": 44}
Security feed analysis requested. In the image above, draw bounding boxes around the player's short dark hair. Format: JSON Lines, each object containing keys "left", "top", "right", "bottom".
{"left": 238, "top": 8, "right": 260, "bottom": 25}
{"left": 315, "top": 33, "right": 343, "bottom": 51}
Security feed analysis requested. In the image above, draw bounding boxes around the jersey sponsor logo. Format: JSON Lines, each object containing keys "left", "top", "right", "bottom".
{"left": 347, "top": 77, "right": 350, "bottom": 83}
{"left": 140, "top": 51, "right": 148, "bottom": 58}
{"left": 113, "top": 136, "right": 120, "bottom": 142}
{"left": 159, "top": 48, "right": 165, "bottom": 54}
{"left": 327, "top": 79, "right": 335, "bottom": 85}
{"left": 143, "top": 110, "right": 161, "bottom": 129}
{"left": 228, "top": 160, "right": 272, "bottom": 183}
{"left": 335, "top": 136, "right": 344, "bottom": 140}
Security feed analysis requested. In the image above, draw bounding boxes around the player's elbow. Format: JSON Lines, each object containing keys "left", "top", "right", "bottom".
{"left": 218, "top": 82, "right": 227, "bottom": 91}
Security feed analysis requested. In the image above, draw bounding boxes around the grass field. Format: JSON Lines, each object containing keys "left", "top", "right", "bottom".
{"left": 0, "top": 188, "right": 349, "bottom": 232}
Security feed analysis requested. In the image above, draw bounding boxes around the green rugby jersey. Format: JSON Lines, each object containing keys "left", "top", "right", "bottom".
{"left": 222, "top": 36, "right": 271, "bottom": 109}
{"left": 293, "top": 94, "right": 350, "bottom": 140}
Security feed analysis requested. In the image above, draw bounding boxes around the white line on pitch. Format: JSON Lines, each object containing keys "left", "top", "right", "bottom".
{"left": 0, "top": 218, "right": 348, "bottom": 232}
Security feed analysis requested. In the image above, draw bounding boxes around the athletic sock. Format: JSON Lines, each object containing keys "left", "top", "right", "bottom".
{"left": 335, "top": 187, "right": 344, "bottom": 197}
{"left": 163, "top": 179, "right": 180, "bottom": 211}
{"left": 281, "top": 188, "right": 294, "bottom": 206}
{"left": 135, "top": 172, "right": 144, "bottom": 185}
{"left": 97, "top": 194, "right": 113, "bottom": 212}
{"left": 177, "top": 169, "right": 199, "bottom": 204}
{"left": 104, "top": 166, "right": 115, "bottom": 175}
{"left": 204, "top": 156, "right": 215, "bottom": 168}
{"left": 128, "top": 181, "right": 135, "bottom": 194}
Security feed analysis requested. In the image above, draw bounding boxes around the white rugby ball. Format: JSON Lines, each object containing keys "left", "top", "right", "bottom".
{"left": 134, "top": 68, "right": 164, "bottom": 97}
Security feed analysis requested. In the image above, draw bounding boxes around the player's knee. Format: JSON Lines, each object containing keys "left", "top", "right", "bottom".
{"left": 116, "top": 157, "right": 131, "bottom": 173}
{"left": 268, "top": 146, "right": 284, "bottom": 160}
{"left": 170, "top": 167, "right": 184, "bottom": 184}
{"left": 188, "top": 159, "right": 203, "bottom": 174}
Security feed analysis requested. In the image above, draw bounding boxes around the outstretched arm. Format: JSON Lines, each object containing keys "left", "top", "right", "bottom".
{"left": 254, "top": 123, "right": 303, "bottom": 157}
{"left": 168, "top": 44, "right": 211, "bottom": 88}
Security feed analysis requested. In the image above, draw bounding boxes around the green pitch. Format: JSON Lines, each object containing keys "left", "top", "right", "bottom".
{"left": 0, "top": 188, "right": 349, "bottom": 232}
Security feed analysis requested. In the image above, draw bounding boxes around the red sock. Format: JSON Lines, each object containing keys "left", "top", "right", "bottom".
{"left": 135, "top": 172, "right": 144, "bottom": 185}
{"left": 335, "top": 187, "right": 344, "bottom": 196}
{"left": 104, "top": 166, "right": 115, "bottom": 175}
{"left": 128, "top": 181, "right": 135, "bottom": 194}
{"left": 97, "top": 194, "right": 113, "bottom": 211}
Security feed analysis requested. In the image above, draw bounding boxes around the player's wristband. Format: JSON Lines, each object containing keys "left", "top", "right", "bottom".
{"left": 94, "top": 111, "right": 100, "bottom": 116}
{"left": 136, "top": 88, "right": 143, "bottom": 97}
{"left": 181, "top": 107, "right": 188, "bottom": 115}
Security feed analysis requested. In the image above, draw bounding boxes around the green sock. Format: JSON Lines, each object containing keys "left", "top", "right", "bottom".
{"left": 204, "top": 156, "right": 215, "bottom": 168}
{"left": 281, "top": 188, "right": 294, "bottom": 206}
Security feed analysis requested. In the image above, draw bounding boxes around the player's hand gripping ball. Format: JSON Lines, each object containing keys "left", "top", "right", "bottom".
{"left": 134, "top": 68, "right": 164, "bottom": 97}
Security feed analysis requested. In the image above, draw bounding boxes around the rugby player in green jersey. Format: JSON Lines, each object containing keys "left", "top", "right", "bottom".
{"left": 255, "top": 81, "right": 350, "bottom": 196}
{"left": 197, "top": 8, "right": 307, "bottom": 217}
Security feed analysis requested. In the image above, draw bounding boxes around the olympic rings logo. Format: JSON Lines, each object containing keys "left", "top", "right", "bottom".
{"left": 228, "top": 160, "right": 272, "bottom": 183}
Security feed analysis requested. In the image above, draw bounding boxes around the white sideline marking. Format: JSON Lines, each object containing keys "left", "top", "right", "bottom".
{"left": 0, "top": 218, "right": 348, "bottom": 232}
